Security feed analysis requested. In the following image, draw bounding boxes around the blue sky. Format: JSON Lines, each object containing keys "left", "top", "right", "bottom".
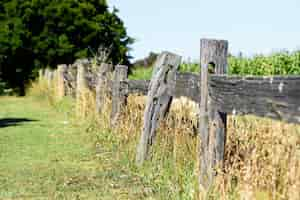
{"left": 107, "top": 0, "right": 300, "bottom": 61}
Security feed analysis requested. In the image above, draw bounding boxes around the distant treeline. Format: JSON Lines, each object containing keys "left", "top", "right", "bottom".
{"left": 0, "top": 0, "right": 133, "bottom": 95}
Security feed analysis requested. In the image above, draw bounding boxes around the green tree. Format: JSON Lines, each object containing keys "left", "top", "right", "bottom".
{"left": 0, "top": 0, "right": 133, "bottom": 95}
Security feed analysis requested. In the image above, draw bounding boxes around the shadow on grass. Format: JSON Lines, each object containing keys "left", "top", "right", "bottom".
{"left": 0, "top": 118, "right": 38, "bottom": 128}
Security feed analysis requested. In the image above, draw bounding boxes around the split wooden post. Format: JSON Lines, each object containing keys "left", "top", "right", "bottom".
{"left": 57, "top": 64, "right": 67, "bottom": 100}
{"left": 110, "top": 65, "right": 128, "bottom": 127}
{"left": 136, "top": 52, "right": 182, "bottom": 166}
{"left": 76, "top": 62, "right": 87, "bottom": 118}
{"left": 96, "top": 63, "right": 113, "bottom": 114}
{"left": 199, "top": 39, "right": 228, "bottom": 189}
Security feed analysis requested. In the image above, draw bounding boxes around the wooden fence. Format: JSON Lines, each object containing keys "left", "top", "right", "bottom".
{"left": 40, "top": 38, "right": 300, "bottom": 190}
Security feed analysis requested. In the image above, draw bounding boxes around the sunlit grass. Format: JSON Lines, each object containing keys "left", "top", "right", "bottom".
{"left": 11, "top": 66, "right": 300, "bottom": 199}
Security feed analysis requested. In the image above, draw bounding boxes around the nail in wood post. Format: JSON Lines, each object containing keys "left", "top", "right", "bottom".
{"left": 76, "top": 63, "right": 87, "bottom": 117}
{"left": 110, "top": 65, "right": 128, "bottom": 127}
{"left": 199, "top": 39, "right": 228, "bottom": 190}
{"left": 57, "top": 64, "right": 67, "bottom": 100}
{"left": 96, "top": 63, "right": 113, "bottom": 114}
{"left": 136, "top": 52, "right": 182, "bottom": 166}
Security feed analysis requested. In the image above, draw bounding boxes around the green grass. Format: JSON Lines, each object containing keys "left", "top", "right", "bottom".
{"left": 3, "top": 53, "right": 300, "bottom": 199}
{"left": 0, "top": 96, "right": 189, "bottom": 199}
{"left": 0, "top": 96, "right": 102, "bottom": 199}
{"left": 129, "top": 67, "right": 154, "bottom": 80}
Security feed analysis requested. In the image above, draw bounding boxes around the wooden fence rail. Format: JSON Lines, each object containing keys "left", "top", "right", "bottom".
{"left": 46, "top": 38, "right": 300, "bottom": 191}
{"left": 209, "top": 75, "right": 300, "bottom": 124}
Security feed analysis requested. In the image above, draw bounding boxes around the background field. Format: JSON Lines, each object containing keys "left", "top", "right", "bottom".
{"left": 129, "top": 51, "right": 300, "bottom": 80}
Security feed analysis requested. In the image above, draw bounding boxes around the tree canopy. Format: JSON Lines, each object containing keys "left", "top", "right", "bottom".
{"left": 0, "top": 0, "right": 133, "bottom": 95}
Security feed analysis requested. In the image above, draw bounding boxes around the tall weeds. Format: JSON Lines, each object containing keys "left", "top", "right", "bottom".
{"left": 28, "top": 70, "right": 59, "bottom": 105}
{"left": 101, "top": 95, "right": 300, "bottom": 199}
{"left": 29, "top": 71, "right": 300, "bottom": 199}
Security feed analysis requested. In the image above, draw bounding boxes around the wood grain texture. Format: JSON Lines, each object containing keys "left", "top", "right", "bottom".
{"left": 199, "top": 39, "right": 228, "bottom": 190}
{"left": 119, "top": 80, "right": 150, "bottom": 96}
{"left": 174, "top": 72, "right": 201, "bottom": 102}
{"left": 96, "top": 63, "right": 113, "bottom": 114}
{"left": 136, "top": 51, "right": 182, "bottom": 166}
{"left": 111, "top": 65, "right": 128, "bottom": 127}
{"left": 63, "top": 64, "right": 77, "bottom": 97}
{"left": 209, "top": 75, "right": 300, "bottom": 124}
{"left": 76, "top": 63, "right": 87, "bottom": 117}
{"left": 63, "top": 64, "right": 202, "bottom": 103}
{"left": 57, "top": 64, "right": 68, "bottom": 99}
{"left": 118, "top": 73, "right": 201, "bottom": 102}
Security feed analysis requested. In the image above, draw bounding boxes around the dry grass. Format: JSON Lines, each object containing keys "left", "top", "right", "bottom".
{"left": 98, "top": 94, "right": 300, "bottom": 199}
{"left": 75, "top": 88, "right": 96, "bottom": 120}
{"left": 219, "top": 116, "right": 300, "bottom": 200}
{"left": 29, "top": 76, "right": 300, "bottom": 199}
{"left": 28, "top": 70, "right": 60, "bottom": 105}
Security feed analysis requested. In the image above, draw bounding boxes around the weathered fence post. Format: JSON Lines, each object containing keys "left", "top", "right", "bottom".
{"left": 136, "top": 52, "right": 182, "bottom": 166}
{"left": 44, "top": 68, "right": 49, "bottom": 80}
{"left": 198, "top": 39, "right": 228, "bottom": 190}
{"left": 96, "top": 63, "right": 113, "bottom": 114}
{"left": 76, "top": 62, "right": 87, "bottom": 118}
{"left": 57, "top": 64, "right": 67, "bottom": 100}
{"left": 110, "top": 65, "right": 128, "bottom": 127}
{"left": 44, "top": 68, "right": 51, "bottom": 86}
{"left": 38, "top": 69, "right": 44, "bottom": 82}
{"left": 46, "top": 69, "right": 54, "bottom": 88}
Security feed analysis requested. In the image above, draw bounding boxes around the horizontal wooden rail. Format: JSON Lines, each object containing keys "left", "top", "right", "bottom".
{"left": 174, "top": 72, "right": 201, "bottom": 102}
{"left": 120, "top": 80, "right": 150, "bottom": 95}
{"left": 209, "top": 75, "right": 300, "bottom": 124}
{"left": 117, "top": 72, "right": 201, "bottom": 101}
{"left": 64, "top": 63, "right": 300, "bottom": 125}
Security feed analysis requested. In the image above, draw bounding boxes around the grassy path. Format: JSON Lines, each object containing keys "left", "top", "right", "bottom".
{"left": 0, "top": 96, "right": 193, "bottom": 200}
{"left": 0, "top": 96, "right": 100, "bottom": 199}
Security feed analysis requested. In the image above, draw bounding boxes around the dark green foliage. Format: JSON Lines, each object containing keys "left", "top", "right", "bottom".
{"left": 0, "top": 0, "right": 133, "bottom": 95}
{"left": 0, "top": 80, "right": 7, "bottom": 95}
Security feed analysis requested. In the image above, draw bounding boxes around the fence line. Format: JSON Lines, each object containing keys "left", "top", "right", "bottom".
{"left": 41, "top": 38, "right": 300, "bottom": 191}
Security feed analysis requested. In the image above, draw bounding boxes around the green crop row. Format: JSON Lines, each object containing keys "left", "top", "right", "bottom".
{"left": 229, "top": 51, "right": 300, "bottom": 75}
{"left": 130, "top": 51, "right": 300, "bottom": 80}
